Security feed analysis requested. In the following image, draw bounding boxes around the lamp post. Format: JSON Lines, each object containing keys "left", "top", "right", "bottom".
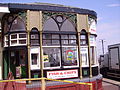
{"left": 99, "top": 39, "right": 105, "bottom": 56}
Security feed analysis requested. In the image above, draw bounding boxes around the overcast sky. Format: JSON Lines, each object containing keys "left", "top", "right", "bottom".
{"left": 0, "top": 0, "right": 120, "bottom": 56}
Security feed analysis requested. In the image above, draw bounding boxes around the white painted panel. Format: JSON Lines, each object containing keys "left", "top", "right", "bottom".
{"left": 30, "top": 47, "right": 40, "bottom": 70}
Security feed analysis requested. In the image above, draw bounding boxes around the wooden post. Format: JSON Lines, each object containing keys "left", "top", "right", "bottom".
{"left": 39, "top": 11, "right": 45, "bottom": 90}
{"left": 26, "top": 10, "right": 31, "bottom": 83}
{"left": 86, "top": 15, "right": 92, "bottom": 78}
{"left": 77, "top": 32, "right": 83, "bottom": 79}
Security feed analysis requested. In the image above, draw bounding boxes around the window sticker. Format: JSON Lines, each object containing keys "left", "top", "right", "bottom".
{"left": 66, "top": 50, "right": 74, "bottom": 61}
{"left": 43, "top": 55, "right": 49, "bottom": 62}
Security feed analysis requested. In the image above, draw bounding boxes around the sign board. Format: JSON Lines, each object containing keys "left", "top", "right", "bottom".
{"left": 47, "top": 69, "right": 78, "bottom": 79}
{"left": 16, "top": 66, "right": 21, "bottom": 78}
{"left": 89, "top": 17, "right": 97, "bottom": 34}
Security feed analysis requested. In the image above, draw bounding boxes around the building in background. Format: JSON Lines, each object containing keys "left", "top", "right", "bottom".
{"left": 0, "top": 3, "right": 102, "bottom": 90}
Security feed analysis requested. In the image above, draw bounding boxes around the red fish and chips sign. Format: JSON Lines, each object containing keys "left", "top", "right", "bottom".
{"left": 47, "top": 69, "right": 78, "bottom": 79}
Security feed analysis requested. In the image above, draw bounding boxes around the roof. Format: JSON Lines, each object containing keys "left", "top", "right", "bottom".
{"left": 0, "top": 3, "right": 97, "bottom": 18}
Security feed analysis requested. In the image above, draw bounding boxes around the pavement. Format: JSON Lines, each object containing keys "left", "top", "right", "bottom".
{"left": 102, "top": 78, "right": 120, "bottom": 90}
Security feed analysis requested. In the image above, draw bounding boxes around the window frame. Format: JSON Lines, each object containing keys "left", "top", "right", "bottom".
{"left": 9, "top": 33, "right": 27, "bottom": 46}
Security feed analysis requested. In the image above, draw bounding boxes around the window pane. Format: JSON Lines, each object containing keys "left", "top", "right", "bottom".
{"left": 5, "top": 41, "right": 8, "bottom": 45}
{"left": 61, "top": 19, "right": 75, "bottom": 31}
{"left": 52, "top": 35, "right": 59, "bottom": 39}
{"left": 69, "top": 35, "right": 76, "bottom": 39}
{"left": 43, "top": 34, "right": 51, "bottom": 39}
{"left": 62, "top": 40, "right": 68, "bottom": 45}
{"left": 61, "top": 35, "right": 68, "bottom": 39}
{"left": 80, "top": 40, "right": 86, "bottom": 45}
{"left": 19, "top": 34, "right": 26, "bottom": 38}
{"left": 69, "top": 40, "right": 76, "bottom": 45}
{"left": 31, "top": 54, "right": 38, "bottom": 65}
{"left": 80, "top": 35, "right": 86, "bottom": 39}
{"left": 11, "top": 34, "right": 17, "bottom": 39}
{"left": 43, "top": 40, "right": 51, "bottom": 46}
{"left": 11, "top": 40, "right": 17, "bottom": 45}
{"left": 31, "top": 40, "right": 39, "bottom": 45}
{"left": 43, "top": 18, "right": 59, "bottom": 31}
{"left": 90, "top": 47, "right": 95, "bottom": 65}
{"left": 31, "top": 34, "right": 39, "bottom": 39}
{"left": 62, "top": 47, "right": 78, "bottom": 66}
{"left": 43, "top": 47, "right": 60, "bottom": 67}
{"left": 11, "top": 17, "right": 26, "bottom": 31}
{"left": 19, "top": 40, "right": 26, "bottom": 44}
{"left": 52, "top": 40, "right": 60, "bottom": 45}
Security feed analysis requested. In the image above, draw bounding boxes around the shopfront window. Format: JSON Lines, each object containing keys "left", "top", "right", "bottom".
{"left": 43, "top": 14, "right": 78, "bottom": 69}
{"left": 62, "top": 47, "right": 78, "bottom": 67}
{"left": 43, "top": 47, "right": 61, "bottom": 68}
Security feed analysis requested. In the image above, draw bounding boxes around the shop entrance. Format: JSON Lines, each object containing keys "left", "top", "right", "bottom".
{"left": 3, "top": 48, "right": 27, "bottom": 79}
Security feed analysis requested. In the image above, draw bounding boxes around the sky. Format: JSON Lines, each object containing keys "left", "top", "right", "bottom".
{"left": 0, "top": 0, "right": 120, "bottom": 56}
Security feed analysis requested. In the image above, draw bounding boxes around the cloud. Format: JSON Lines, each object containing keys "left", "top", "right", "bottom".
{"left": 107, "top": 4, "right": 120, "bottom": 7}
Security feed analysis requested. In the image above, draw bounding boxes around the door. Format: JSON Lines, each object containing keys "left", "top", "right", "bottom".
{"left": 109, "top": 47, "right": 119, "bottom": 69}
{"left": 3, "top": 51, "right": 9, "bottom": 79}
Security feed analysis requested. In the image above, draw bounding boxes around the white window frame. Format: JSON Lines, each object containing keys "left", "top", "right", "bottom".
{"left": 10, "top": 33, "right": 27, "bottom": 46}
{"left": 81, "top": 46, "right": 89, "bottom": 67}
{"left": 30, "top": 47, "right": 40, "bottom": 70}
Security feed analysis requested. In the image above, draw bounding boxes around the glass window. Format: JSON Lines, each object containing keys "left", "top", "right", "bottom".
{"left": 30, "top": 29, "right": 40, "bottom": 46}
{"left": 19, "top": 34, "right": 26, "bottom": 38}
{"left": 43, "top": 15, "right": 78, "bottom": 69}
{"left": 43, "top": 18, "right": 59, "bottom": 31}
{"left": 80, "top": 30, "right": 88, "bottom": 46}
{"left": 61, "top": 19, "right": 75, "bottom": 31}
{"left": 10, "top": 17, "right": 26, "bottom": 31}
{"left": 43, "top": 47, "right": 61, "bottom": 68}
{"left": 62, "top": 47, "right": 78, "bottom": 67}
{"left": 90, "top": 47, "right": 97, "bottom": 65}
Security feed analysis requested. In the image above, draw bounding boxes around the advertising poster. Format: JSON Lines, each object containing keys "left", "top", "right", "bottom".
{"left": 43, "top": 55, "right": 49, "bottom": 62}
{"left": 66, "top": 50, "right": 74, "bottom": 61}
